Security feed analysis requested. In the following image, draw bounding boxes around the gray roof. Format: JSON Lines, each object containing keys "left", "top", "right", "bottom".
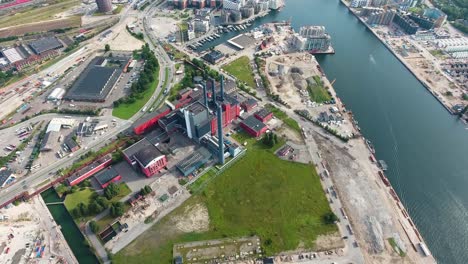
{"left": 254, "top": 108, "right": 272, "bottom": 119}
{"left": 64, "top": 57, "right": 126, "bottom": 101}
{"left": 29, "top": 37, "right": 63, "bottom": 54}
{"left": 176, "top": 147, "right": 212, "bottom": 176}
{"left": 0, "top": 169, "right": 13, "bottom": 187}
{"left": 123, "top": 138, "right": 163, "bottom": 167}
{"left": 94, "top": 167, "right": 120, "bottom": 186}
{"left": 242, "top": 115, "right": 267, "bottom": 133}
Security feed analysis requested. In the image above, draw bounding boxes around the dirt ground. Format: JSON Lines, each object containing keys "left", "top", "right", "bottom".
{"left": 107, "top": 17, "right": 144, "bottom": 51}
{"left": 314, "top": 232, "right": 345, "bottom": 251}
{"left": 173, "top": 203, "right": 209, "bottom": 233}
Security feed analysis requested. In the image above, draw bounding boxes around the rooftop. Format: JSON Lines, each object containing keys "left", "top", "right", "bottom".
{"left": 29, "top": 37, "right": 63, "bottom": 54}
{"left": 67, "top": 154, "right": 112, "bottom": 184}
{"left": 64, "top": 56, "right": 127, "bottom": 101}
{"left": 94, "top": 167, "right": 120, "bottom": 186}
{"left": 176, "top": 147, "right": 212, "bottom": 175}
{"left": 123, "top": 138, "right": 163, "bottom": 167}
{"left": 242, "top": 115, "right": 267, "bottom": 133}
{"left": 186, "top": 101, "right": 208, "bottom": 115}
{"left": 254, "top": 108, "right": 272, "bottom": 119}
{"left": 0, "top": 169, "right": 13, "bottom": 187}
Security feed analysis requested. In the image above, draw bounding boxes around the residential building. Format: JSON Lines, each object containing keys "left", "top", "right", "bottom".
{"left": 392, "top": 12, "right": 418, "bottom": 35}
{"left": 96, "top": 0, "right": 112, "bottom": 12}
{"left": 423, "top": 8, "right": 447, "bottom": 27}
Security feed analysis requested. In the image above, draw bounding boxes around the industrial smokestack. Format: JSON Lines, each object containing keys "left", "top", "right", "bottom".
{"left": 216, "top": 103, "right": 225, "bottom": 165}
{"left": 220, "top": 75, "right": 224, "bottom": 101}
{"left": 202, "top": 81, "right": 208, "bottom": 108}
{"left": 210, "top": 78, "right": 216, "bottom": 104}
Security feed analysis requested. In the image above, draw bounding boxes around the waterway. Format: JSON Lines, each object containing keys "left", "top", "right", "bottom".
{"left": 200, "top": 1, "right": 468, "bottom": 263}
{"left": 41, "top": 188, "right": 99, "bottom": 264}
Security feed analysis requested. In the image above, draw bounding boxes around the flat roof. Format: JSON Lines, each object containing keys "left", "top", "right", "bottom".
{"left": 186, "top": 101, "right": 207, "bottom": 115}
{"left": 64, "top": 136, "right": 79, "bottom": 150}
{"left": 242, "top": 115, "right": 267, "bottom": 133}
{"left": 123, "top": 138, "right": 163, "bottom": 167}
{"left": 254, "top": 108, "right": 272, "bottom": 119}
{"left": 64, "top": 57, "right": 126, "bottom": 101}
{"left": 94, "top": 167, "right": 120, "bottom": 186}
{"left": 228, "top": 34, "right": 255, "bottom": 50}
{"left": 176, "top": 147, "right": 211, "bottom": 175}
{"left": 0, "top": 169, "right": 13, "bottom": 186}
{"left": 242, "top": 98, "right": 258, "bottom": 107}
{"left": 67, "top": 154, "right": 112, "bottom": 184}
{"left": 29, "top": 37, "right": 63, "bottom": 54}
{"left": 133, "top": 105, "right": 171, "bottom": 129}
{"left": 2, "top": 48, "right": 22, "bottom": 63}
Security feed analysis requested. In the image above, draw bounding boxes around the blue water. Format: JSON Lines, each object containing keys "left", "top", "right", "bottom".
{"left": 200, "top": 1, "right": 468, "bottom": 263}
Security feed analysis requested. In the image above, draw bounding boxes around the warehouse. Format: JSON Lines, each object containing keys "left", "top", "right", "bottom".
{"left": 123, "top": 138, "right": 167, "bottom": 177}
{"left": 176, "top": 147, "right": 212, "bottom": 176}
{"left": 240, "top": 115, "right": 268, "bottom": 137}
{"left": 254, "top": 108, "right": 273, "bottom": 122}
{"left": 66, "top": 154, "right": 113, "bottom": 186}
{"left": 1, "top": 47, "right": 23, "bottom": 64}
{"left": 94, "top": 167, "right": 121, "bottom": 188}
{"left": 64, "top": 56, "right": 128, "bottom": 102}
{"left": 29, "top": 37, "right": 64, "bottom": 55}
{"left": 47, "top": 87, "right": 66, "bottom": 101}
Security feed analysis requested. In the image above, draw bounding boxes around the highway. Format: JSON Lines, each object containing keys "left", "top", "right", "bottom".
{"left": 0, "top": 0, "right": 174, "bottom": 208}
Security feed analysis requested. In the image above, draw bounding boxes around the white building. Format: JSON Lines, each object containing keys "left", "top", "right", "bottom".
{"left": 223, "top": 0, "right": 242, "bottom": 10}
{"left": 194, "top": 18, "right": 210, "bottom": 32}
{"left": 291, "top": 33, "right": 307, "bottom": 50}
{"left": 351, "top": 0, "right": 368, "bottom": 8}
{"left": 437, "top": 38, "right": 468, "bottom": 53}
{"left": 47, "top": 88, "right": 66, "bottom": 101}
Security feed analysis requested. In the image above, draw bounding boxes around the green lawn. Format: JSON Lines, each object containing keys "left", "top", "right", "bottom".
{"left": 109, "top": 183, "right": 132, "bottom": 203}
{"left": 222, "top": 56, "right": 256, "bottom": 88}
{"left": 114, "top": 133, "right": 336, "bottom": 264}
{"left": 112, "top": 66, "right": 160, "bottom": 119}
{"left": 64, "top": 188, "right": 95, "bottom": 212}
{"left": 307, "top": 76, "right": 331, "bottom": 103}
{"left": 265, "top": 104, "right": 301, "bottom": 133}
{"left": 187, "top": 168, "right": 217, "bottom": 193}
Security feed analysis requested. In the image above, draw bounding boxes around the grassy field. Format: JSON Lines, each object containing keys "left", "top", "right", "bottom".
{"left": 187, "top": 168, "right": 217, "bottom": 193}
{"left": 114, "top": 133, "right": 336, "bottom": 264}
{"left": 0, "top": 0, "right": 80, "bottom": 28}
{"left": 265, "top": 104, "right": 301, "bottom": 133}
{"left": 307, "top": 76, "right": 331, "bottom": 103}
{"left": 222, "top": 56, "right": 256, "bottom": 88}
{"left": 112, "top": 66, "right": 160, "bottom": 119}
{"left": 64, "top": 188, "right": 95, "bottom": 212}
{"left": 108, "top": 183, "right": 132, "bottom": 203}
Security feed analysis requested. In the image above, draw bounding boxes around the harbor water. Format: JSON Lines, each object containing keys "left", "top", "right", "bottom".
{"left": 199, "top": 1, "right": 468, "bottom": 263}
{"left": 41, "top": 188, "right": 98, "bottom": 263}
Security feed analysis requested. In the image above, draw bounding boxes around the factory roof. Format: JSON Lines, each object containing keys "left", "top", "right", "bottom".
{"left": 29, "top": 37, "right": 63, "bottom": 54}
{"left": 123, "top": 138, "right": 163, "bottom": 167}
{"left": 186, "top": 101, "right": 207, "bottom": 115}
{"left": 94, "top": 167, "right": 120, "bottom": 186}
{"left": 176, "top": 147, "right": 212, "bottom": 176}
{"left": 0, "top": 169, "right": 14, "bottom": 187}
{"left": 46, "top": 118, "right": 76, "bottom": 133}
{"left": 64, "top": 56, "right": 127, "bottom": 101}
{"left": 133, "top": 105, "right": 171, "bottom": 128}
{"left": 241, "top": 115, "right": 267, "bottom": 133}
{"left": 254, "top": 108, "right": 272, "bottom": 119}
{"left": 2, "top": 47, "right": 22, "bottom": 63}
{"left": 242, "top": 98, "right": 258, "bottom": 107}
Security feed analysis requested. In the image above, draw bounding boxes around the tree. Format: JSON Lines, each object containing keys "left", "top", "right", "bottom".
{"left": 110, "top": 202, "right": 125, "bottom": 217}
{"left": 89, "top": 201, "right": 104, "bottom": 214}
{"left": 89, "top": 221, "right": 99, "bottom": 233}
{"left": 144, "top": 185, "right": 152, "bottom": 194}
{"left": 104, "top": 183, "right": 120, "bottom": 199}
{"left": 78, "top": 202, "right": 89, "bottom": 216}
{"left": 71, "top": 207, "right": 82, "bottom": 218}
{"left": 105, "top": 44, "right": 110, "bottom": 52}
{"left": 323, "top": 212, "right": 339, "bottom": 224}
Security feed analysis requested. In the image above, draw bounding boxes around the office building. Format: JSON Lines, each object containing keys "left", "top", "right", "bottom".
{"left": 96, "top": 0, "right": 112, "bottom": 13}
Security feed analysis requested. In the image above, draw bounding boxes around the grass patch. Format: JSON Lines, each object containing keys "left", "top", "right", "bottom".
{"left": 113, "top": 4, "right": 124, "bottom": 14}
{"left": 222, "top": 56, "right": 256, "bottom": 88}
{"left": 0, "top": 0, "right": 80, "bottom": 28}
{"left": 112, "top": 66, "right": 160, "bottom": 119}
{"left": 307, "top": 76, "right": 331, "bottom": 103}
{"left": 115, "top": 133, "right": 335, "bottom": 263}
{"left": 187, "top": 168, "right": 217, "bottom": 193}
{"left": 388, "top": 238, "right": 406, "bottom": 257}
{"left": 64, "top": 188, "right": 95, "bottom": 212}
{"left": 108, "top": 183, "right": 132, "bottom": 203}
{"left": 265, "top": 104, "right": 301, "bottom": 133}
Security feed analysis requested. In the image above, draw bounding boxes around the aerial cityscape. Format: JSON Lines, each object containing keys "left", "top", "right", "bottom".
{"left": 0, "top": 0, "right": 467, "bottom": 263}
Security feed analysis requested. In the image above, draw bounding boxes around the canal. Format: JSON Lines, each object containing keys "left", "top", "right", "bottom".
{"left": 200, "top": 1, "right": 468, "bottom": 263}
{"left": 41, "top": 188, "right": 99, "bottom": 264}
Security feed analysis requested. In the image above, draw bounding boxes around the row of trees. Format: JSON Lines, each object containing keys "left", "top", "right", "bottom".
{"left": 262, "top": 133, "right": 279, "bottom": 148}
{"left": 113, "top": 44, "right": 159, "bottom": 107}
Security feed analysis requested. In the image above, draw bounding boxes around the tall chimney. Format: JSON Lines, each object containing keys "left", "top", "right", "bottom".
{"left": 216, "top": 103, "right": 225, "bottom": 165}
{"left": 202, "top": 81, "right": 208, "bottom": 108}
{"left": 210, "top": 78, "right": 216, "bottom": 104}
{"left": 220, "top": 75, "right": 225, "bottom": 101}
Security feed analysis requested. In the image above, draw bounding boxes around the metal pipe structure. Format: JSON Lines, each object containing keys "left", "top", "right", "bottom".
{"left": 220, "top": 75, "right": 224, "bottom": 101}
{"left": 202, "top": 81, "right": 209, "bottom": 108}
{"left": 210, "top": 78, "right": 216, "bottom": 104}
{"left": 216, "top": 103, "right": 225, "bottom": 165}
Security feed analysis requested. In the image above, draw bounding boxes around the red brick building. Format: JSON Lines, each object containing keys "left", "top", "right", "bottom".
{"left": 94, "top": 167, "right": 121, "bottom": 188}
{"left": 66, "top": 155, "right": 112, "bottom": 186}
{"left": 254, "top": 108, "right": 273, "bottom": 123}
{"left": 123, "top": 138, "right": 167, "bottom": 177}
{"left": 240, "top": 115, "right": 268, "bottom": 137}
